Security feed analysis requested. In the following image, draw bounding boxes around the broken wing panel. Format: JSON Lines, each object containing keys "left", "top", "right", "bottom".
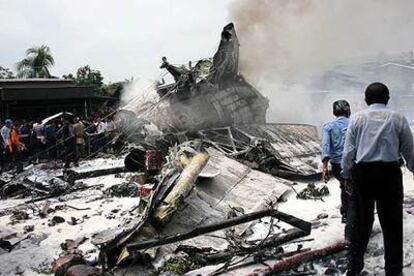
{"left": 239, "top": 124, "right": 321, "bottom": 176}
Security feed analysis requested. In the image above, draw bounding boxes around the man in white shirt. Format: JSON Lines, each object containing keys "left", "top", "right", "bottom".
{"left": 0, "top": 120, "right": 12, "bottom": 170}
{"left": 0, "top": 119, "right": 12, "bottom": 148}
{"left": 342, "top": 82, "right": 414, "bottom": 276}
{"left": 96, "top": 118, "right": 107, "bottom": 134}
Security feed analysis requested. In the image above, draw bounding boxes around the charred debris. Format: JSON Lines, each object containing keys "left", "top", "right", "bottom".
{"left": 0, "top": 23, "right": 341, "bottom": 276}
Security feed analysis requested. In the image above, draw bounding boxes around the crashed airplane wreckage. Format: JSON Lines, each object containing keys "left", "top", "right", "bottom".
{"left": 120, "top": 23, "right": 268, "bottom": 131}
{"left": 96, "top": 23, "right": 323, "bottom": 273}
{"left": 120, "top": 22, "right": 321, "bottom": 178}
{"left": 0, "top": 23, "right": 333, "bottom": 275}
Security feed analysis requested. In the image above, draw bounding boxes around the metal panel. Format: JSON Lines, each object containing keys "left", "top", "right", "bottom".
{"left": 238, "top": 124, "right": 321, "bottom": 176}
{"left": 159, "top": 148, "right": 292, "bottom": 249}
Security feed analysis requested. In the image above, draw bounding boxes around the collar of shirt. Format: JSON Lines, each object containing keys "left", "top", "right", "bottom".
{"left": 368, "top": 103, "right": 387, "bottom": 110}
{"left": 334, "top": 116, "right": 349, "bottom": 124}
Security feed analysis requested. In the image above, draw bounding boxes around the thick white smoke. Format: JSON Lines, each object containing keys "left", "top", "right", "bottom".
{"left": 120, "top": 78, "right": 159, "bottom": 114}
{"left": 229, "top": 0, "right": 414, "bottom": 125}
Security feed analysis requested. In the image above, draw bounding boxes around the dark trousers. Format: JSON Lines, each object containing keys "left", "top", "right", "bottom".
{"left": 12, "top": 150, "right": 23, "bottom": 173}
{"left": 331, "top": 162, "right": 350, "bottom": 218}
{"left": 0, "top": 148, "right": 5, "bottom": 171}
{"left": 63, "top": 140, "right": 76, "bottom": 168}
{"left": 348, "top": 162, "right": 403, "bottom": 276}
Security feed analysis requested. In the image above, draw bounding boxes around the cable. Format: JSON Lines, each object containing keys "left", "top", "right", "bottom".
{"left": 21, "top": 71, "right": 170, "bottom": 163}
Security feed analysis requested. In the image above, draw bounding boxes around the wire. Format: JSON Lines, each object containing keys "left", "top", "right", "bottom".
{"left": 64, "top": 81, "right": 179, "bottom": 162}
{"left": 20, "top": 71, "right": 170, "bottom": 164}
{"left": 5, "top": 69, "right": 177, "bottom": 181}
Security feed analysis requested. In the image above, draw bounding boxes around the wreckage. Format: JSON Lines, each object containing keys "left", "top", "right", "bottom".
{"left": 120, "top": 22, "right": 320, "bottom": 178}
{"left": 95, "top": 22, "right": 323, "bottom": 273}
{"left": 0, "top": 23, "right": 338, "bottom": 276}
{"left": 121, "top": 23, "right": 269, "bottom": 131}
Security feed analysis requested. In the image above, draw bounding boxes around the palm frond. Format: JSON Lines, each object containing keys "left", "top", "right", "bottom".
{"left": 18, "top": 45, "right": 54, "bottom": 78}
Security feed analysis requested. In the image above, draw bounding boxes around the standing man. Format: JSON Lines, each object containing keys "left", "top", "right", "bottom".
{"left": 44, "top": 122, "right": 57, "bottom": 160}
{"left": 0, "top": 122, "right": 4, "bottom": 172}
{"left": 321, "top": 100, "right": 351, "bottom": 223}
{"left": 58, "top": 117, "right": 76, "bottom": 168}
{"left": 1, "top": 119, "right": 12, "bottom": 149}
{"left": 342, "top": 82, "right": 414, "bottom": 276}
{"left": 19, "top": 120, "right": 31, "bottom": 159}
{"left": 1, "top": 119, "right": 12, "bottom": 168}
{"left": 95, "top": 118, "right": 107, "bottom": 153}
{"left": 8, "top": 123, "right": 25, "bottom": 173}
{"left": 32, "top": 119, "right": 46, "bottom": 161}
{"left": 72, "top": 117, "right": 86, "bottom": 165}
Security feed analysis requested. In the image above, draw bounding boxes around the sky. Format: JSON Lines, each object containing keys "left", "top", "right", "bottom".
{"left": 0, "top": 0, "right": 234, "bottom": 82}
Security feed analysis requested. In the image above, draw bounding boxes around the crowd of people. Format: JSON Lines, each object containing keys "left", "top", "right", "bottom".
{"left": 0, "top": 115, "right": 117, "bottom": 172}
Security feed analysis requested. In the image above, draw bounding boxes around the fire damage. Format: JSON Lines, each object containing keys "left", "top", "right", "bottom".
{"left": 0, "top": 24, "right": 348, "bottom": 276}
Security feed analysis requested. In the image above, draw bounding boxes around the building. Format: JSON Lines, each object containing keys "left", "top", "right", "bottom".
{"left": 0, "top": 79, "right": 102, "bottom": 120}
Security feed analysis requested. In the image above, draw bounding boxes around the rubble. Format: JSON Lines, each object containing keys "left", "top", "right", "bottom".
{"left": 65, "top": 264, "right": 101, "bottom": 276}
{"left": 52, "top": 253, "right": 85, "bottom": 276}
{"left": 249, "top": 242, "right": 346, "bottom": 275}
{"left": 126, "top": 209, "right": 310, "bottom": 252}
{"left": 104, "top": 182, "right": 139, "bottom": 197}
{"left": 23, "top": 225, "right": 34, "bottom": 233}
{"left": 61, "top": 237, "right": 88, "bottom": 254}
{"left": 297, "top": 183, "right": 330, "bottom": 200}
{"left": 0, "top": 238, "right": 13, "bottom": 252}
{"left": 10, "top": 210, "right": 29, "bottom": 221}
{"left": 63, "top": 166, "right": 126, "bottom": 184}
{"left": 50, "top": 216, "right": 65, "bottom": 226}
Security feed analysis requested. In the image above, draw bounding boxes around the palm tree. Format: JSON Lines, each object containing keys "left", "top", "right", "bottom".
{"left": 17, "top": 45, "right": 54, "bottom": 78}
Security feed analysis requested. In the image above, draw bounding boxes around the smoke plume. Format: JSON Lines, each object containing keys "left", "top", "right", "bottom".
{"left": 229, "top": 0, "right": 414, "bottom": 125}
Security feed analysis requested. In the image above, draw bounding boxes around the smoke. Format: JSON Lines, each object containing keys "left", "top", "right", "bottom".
{"left": 120, "top": 78, "right": 159, "bottom": 114}
{"left": 119, "top": 78, "right": 176, "bottom": 132}
{"left": 229, "top": 0, "right": 414, "bottom": 125}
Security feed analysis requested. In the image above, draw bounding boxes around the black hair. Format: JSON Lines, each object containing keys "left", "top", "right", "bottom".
{"left": 365, "top": 82, "right": 389, "bottom": 105}
{"left": 333, "top": 100, "right": 351, "bottom": 117}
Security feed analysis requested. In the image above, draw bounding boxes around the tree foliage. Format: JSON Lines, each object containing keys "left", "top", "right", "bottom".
{"left": 63, "top": 65, "right": 105, "bottom": 95}
{"left": 0, "top": 66, "right": 15, "bottom": 79}
{"left": 16, "top": 45, "right": 54, "bottom": 78}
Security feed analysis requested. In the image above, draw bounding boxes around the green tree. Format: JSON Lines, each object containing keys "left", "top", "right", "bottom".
{"left": 107, "top": 80, "right": 131, "bottom": 98}
{"left": 0, "top": 66, "right": 15, "bottom": 79}
{"left": 16, "top": 45, "right": 54, "bottom": 78}
{"left": 62, "top": 73, "right": 75, "bottom": 81}
{"left": 64, "top": 65, "right": 105, "bottom": 95}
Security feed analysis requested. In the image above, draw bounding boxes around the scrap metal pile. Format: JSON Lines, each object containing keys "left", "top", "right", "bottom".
{"left": 0, "top": 23, "right": 348, "bottom": 276}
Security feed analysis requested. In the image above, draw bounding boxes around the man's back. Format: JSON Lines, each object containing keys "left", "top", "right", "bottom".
{"left": 33, "top": 123, "right": 44, "bottom": 138}
{"left": 351, "top": 103, "right": 410, "bottom": 163}
{"left": 0, "top": 126, "right": 10, "bottom": 147}
{"left": 343, "top": 82, "right": 414, "bottom": 276}
{"left": 73, "top": 122, "right": 85, "bottom": 136}
{"left": 322, "top": 116, "right": 349, "bottom": 164}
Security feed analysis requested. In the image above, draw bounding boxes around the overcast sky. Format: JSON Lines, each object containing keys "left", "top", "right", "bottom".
{"left": 0, "top": 0, "right": 234, "bottom": 82}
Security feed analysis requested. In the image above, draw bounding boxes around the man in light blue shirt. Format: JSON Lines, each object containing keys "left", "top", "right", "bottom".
{"left": 342, "top": 83, "right": 414, "bottom": 276}
{"left": 321, "top": 100, "right": 351, "bottom": 223}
